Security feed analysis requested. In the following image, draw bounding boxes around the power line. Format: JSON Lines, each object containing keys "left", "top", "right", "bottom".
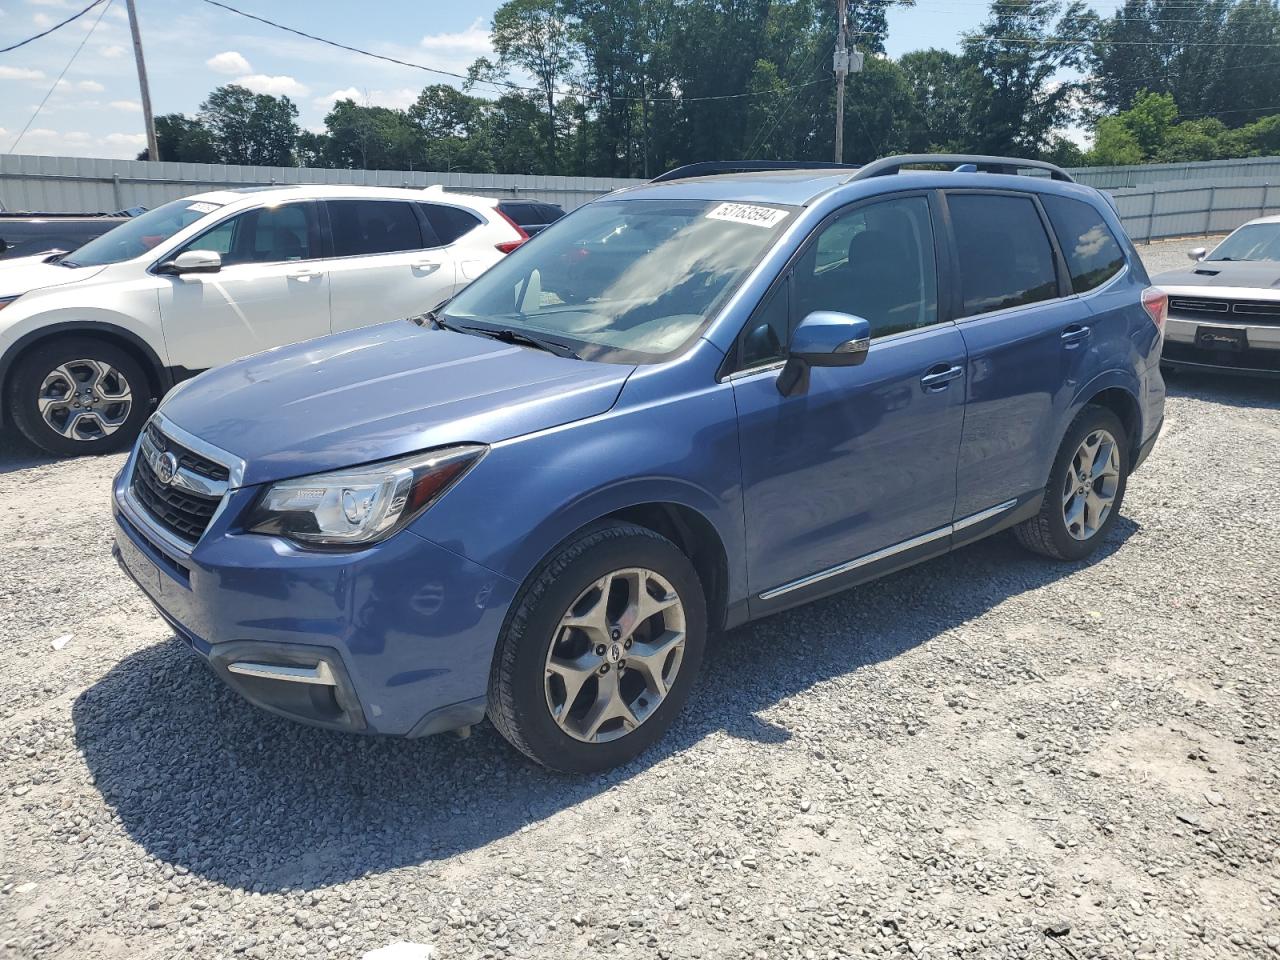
{"left": 199, "top": 0, "right": 827, "bottom": 105}
{"left": 7, "top": 0, "right": 113, "bottom": 153}
{"left": 0, "top": 0, "right": 108, "bottom": 55}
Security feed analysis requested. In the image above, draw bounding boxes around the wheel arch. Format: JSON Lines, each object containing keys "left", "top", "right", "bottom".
{"left": 0, "top": 321, "right": 170, "bottom": 424}
{"left": 1067, "top": 371, "right": 1143, "bottom": 464}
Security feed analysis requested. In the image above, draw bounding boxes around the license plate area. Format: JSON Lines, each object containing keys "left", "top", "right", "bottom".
{"left": 1196, "top": 325, "right": 1247, "bottom": 352}
{"left": 116, "top": 530, "right": 161, "bottom": 598}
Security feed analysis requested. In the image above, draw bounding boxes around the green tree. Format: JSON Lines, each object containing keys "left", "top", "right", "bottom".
{"left": 137, "top": 113, "right": 218, "bottom": 162}
{"left": 1156, "top": 118, "right": 1231, "bottom": 162}
{"left": 1121, "top": 90, "right": 1178, "bottom": 158}
{"left": 408, "top": 85, "right": 495, "bottom": 172}
{"left": 198, "top": 85, "right": 300, "bottom": 166}
{"left": 321, "top": 99, "right": 423, "bottom": 170}
{"left": 899, "top": 49, "right": 983, "bottom": 151}
{"left": 1089, "top": 115, "right": 1143, "bottom": 165}
{"left": 962, "top": 0, "right": 1096, "bottom": 157}
{"left": 492, "top": 0, "right": 576, "bottom": 170}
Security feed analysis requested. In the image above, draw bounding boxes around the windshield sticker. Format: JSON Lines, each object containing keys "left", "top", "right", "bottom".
{"left": 186, "top": 201, "right": 220, "bottom": 214}
{"left": 705, "top": 202, "right": 788, "bottom": 228}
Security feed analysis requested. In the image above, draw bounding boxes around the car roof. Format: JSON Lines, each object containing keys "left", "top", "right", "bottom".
{"left": 610, "top": 167, "right": 1094, "bottom": 207}
{"left": 183, "top": 184, "right": 499, "bottom": 209}
{"left": 1241, "top": 214, "right": 1280, "bottom": 226}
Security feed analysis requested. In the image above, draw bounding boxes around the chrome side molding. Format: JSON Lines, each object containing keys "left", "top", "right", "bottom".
{"left": 758, "top": 499, "right": 1018, "bottom": 601}
{"left": 226, "top": 660, "right": 338, "bottom": 686}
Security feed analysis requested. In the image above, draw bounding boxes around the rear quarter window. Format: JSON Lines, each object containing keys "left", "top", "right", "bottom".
{"left": 422, "top": 204, "right": 483, "bottom": 244}
{"left": 1042, "top": 194, "right": 1127, "bottom": 293}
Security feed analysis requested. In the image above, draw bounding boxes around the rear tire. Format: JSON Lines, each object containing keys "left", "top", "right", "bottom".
{"left": 1014, "top": 405, "right": 1129, "bottom": 561}
{"left": 8, "top": 337, "right": 152, "bottom": 457}
{"left": 487, "top": 520, "right": 706, "bottom": 773}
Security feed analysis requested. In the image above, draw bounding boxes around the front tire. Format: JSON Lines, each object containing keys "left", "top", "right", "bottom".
{"left": 8, "top": 338, "right": 152, "bottom": 456}
{"left": 487, "top": 521, "right": 707, "bottom": 773}
{"left": 1014, "top": 405, "right": 1129, "bottom": 561}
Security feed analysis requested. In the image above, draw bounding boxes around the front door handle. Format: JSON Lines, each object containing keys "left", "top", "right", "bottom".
{"left": 1061, "top": 324, "right": 1091, "bottom": 346}
{"left": 288, "top": 269, "right": 322, "bottom": 280}
{"left": 921, "top": 363, "right": 964, "bottom": 391}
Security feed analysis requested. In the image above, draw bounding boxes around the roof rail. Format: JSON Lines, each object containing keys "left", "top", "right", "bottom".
{"left": 650, "top": 160, "right": 860, "bottom": 183}
{"left": 847, "top": 154, "right": 1076, "bottom": 183}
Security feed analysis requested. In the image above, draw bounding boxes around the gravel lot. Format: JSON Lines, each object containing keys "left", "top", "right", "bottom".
{"left": 2, "top": 237, "right": 1277, "bottom": 960}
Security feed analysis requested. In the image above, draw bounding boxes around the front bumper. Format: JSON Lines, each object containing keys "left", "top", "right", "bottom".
{"left": 1163, "top": 316, "right": 1280, "bottom": 376}
{"left": 112, "top": 457, "right": 518, "bottom": 737}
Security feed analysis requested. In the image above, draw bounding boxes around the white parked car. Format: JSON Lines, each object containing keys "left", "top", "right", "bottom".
{"left": 0, "top": 184, "right": 524, "bottom": 455}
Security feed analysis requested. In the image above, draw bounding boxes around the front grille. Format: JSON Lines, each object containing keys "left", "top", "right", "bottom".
{"left": 1169, "top": 296, "right": 1280, "bottom": 326}
{"left": 131, "top": 423, "right": 227, "bottom": 544}
{"left": 145, "top": 422, "right": 229, "bottom": 481}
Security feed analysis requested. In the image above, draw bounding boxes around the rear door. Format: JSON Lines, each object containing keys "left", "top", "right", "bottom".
{"left": 157, "top": 200, "right": 331, "bottom": 370}
{"left": 944, "top": 190, "right": 1092, "bottom": 518}
{"left": 420, "top": 202, "right": 493, "bottom": 282}
{"left": 731, "top": 191, "right": 968, "bottom": 610}
{"left": 326, "top": 199, "right": 458, "bottom": 333}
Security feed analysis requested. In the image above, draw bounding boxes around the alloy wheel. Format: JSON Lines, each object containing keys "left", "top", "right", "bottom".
{"left": 1062, "top": 428, "right": 1120, "bottom": 541}
{"left": 37, "top": 359, "right": 133, "bottom": 442}
{"left": 543, "top": 567, "right": 687, "bottom": 744}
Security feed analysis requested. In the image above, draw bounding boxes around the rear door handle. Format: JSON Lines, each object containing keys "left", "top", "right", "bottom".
{"left": 288, "top": 269, "right": 322, "bottom": 280}
{"left": 411, "top": 261, "right": 441, "bottom": 274}
{"left": 1061, "top": 324, "right": 1091, "bottom": 346}
{"left": 921, "top": 363, "right": 964, "bottom": 391}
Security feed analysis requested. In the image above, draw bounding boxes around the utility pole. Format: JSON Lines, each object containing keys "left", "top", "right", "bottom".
{"left": 834, "top": 0, "right": 847, "bottom": 162}
{"left": 124, "top": 0, "right": 160, "bottom": 162}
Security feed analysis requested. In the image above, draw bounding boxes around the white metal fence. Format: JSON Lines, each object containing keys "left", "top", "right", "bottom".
{"left": 0, "top": 154, "right": 642, "bottom": 214}
{"left": 2, "top": 152, "right": 1277, "bottom": 243}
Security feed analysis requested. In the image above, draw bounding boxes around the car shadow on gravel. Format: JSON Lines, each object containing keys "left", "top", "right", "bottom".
{"left": 1163, "top": 368, "right": 1280, "bottom": 410}
{"left": 73, "top": 519, "right": 1137, "bottom": 894}
{"left": 0, "top": 430, "right": 57, "bottom": 475}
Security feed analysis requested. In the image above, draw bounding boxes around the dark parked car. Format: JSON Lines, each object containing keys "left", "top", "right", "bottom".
{"left": 0, "top": 207, "right": 142, "bottom": 261}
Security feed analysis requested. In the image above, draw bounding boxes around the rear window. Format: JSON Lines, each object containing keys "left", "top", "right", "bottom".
{"left": 497, "top": 202, "right": 543, "bottom": 227}
{"left": 949, "top": 193, "right": 1059, "bottom": 318}
{"left": 1042, "top": 195, "right": 1126, "bottom": 292}
{"left": 328, "top": 200, "right": 423, "bottom": 257}
{"left": 421, "top": 203, "right": 483, "bottom": 244}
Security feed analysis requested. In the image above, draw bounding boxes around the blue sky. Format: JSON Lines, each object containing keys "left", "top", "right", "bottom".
{"left": 0, "top": 0, "right": 1121, "bottom": 160}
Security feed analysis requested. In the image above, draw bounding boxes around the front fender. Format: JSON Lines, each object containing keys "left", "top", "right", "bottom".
{"left": 410, "top": 363, "right": 748, "bottom": 612}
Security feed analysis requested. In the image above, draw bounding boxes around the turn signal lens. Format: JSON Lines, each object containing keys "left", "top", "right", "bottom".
{"left": 1142, "top": 287, "right": 1168, "bottom": 333}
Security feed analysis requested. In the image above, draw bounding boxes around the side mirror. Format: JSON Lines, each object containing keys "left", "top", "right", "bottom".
{"left": 1188, "top": 247, "right": 1207, "bottom": 262}
{"left": 777, "top": 311, "right": 871, "bottom": 395}
{"left": 159, "top": 250, "right": 221, "bottom": 275}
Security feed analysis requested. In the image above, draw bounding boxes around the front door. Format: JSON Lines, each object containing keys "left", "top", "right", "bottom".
{"left": 157, "top": 200, "right": 331, "bottom": 370}
{"left": 731, "top": 193, "right": 967, "bottom": 610}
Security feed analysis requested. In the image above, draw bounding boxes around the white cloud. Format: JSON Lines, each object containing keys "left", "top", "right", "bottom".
{"left": 206, "top": 50, "right": 252, "bottom": 75}
{"left": 29, "top": 0, "right": 77, "bottom": 7}
{"left": 32, "top": 12, "right": 53, "bottom": 27}
{"left": 420, "top": 18, "right": 491, "bottom": 57}
{"left": 99, "top": 44, "right": 126, "bottom": 58}
{"left": 78, "top": 79, "right": 105, "bottom": 93}
{"left": 105, "top": 132, "right": 146, "bottom": 147}
{"left": 109, "top": 99, "right": 141, "bottom": 112}
{"left": 313, "top": 87, "right": 418, "bottom": 111}
{"left": 234, "top": 73, "right": 308, "bottom": 97}
{"left": 0, "top": 66, "right": 45, "bottom": 81}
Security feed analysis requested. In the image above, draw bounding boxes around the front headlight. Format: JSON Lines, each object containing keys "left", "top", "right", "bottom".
{"left": 246, "top": 444, "right": 486, "bottom": 547}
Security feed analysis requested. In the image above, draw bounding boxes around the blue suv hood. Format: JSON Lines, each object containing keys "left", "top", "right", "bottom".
{"left": 159, "top": 320, "right": 635, "bottom": 487}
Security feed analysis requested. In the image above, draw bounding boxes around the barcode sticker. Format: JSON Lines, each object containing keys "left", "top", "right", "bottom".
{"left": 705, "top": 202, "right": 789, "bottom": 228}
{"left": 187, "top": 201, "right": 220, "bottom": 214}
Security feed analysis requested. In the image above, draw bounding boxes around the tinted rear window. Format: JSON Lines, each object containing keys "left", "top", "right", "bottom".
{"left": 497, "top": 202, "right": 543, "bottom": 226}
{"left": 421, "top": 203, "right": 483, "bottom": 244}
{"left": 949, "top": 193, "right": 1058, "bottom": 318}
{"left": 328, "top": 200, "right": 423, "bottom": 257}
{"left": 1042, "top": 195, "right": 1126, "bottom": 292}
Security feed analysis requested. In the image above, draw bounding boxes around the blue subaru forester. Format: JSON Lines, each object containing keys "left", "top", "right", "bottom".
{"left": 112, "top": 155, "right": 1166, "bottom": 772}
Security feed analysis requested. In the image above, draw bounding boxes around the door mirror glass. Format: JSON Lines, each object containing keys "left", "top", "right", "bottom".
{"left": 161, "top": 250, "right": 222, "bottom": 275}
{"left": 1188, "top": 247, "right": 1207, "bottom": 262}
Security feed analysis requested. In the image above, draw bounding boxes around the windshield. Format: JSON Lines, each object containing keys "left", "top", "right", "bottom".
{"left": 63, "top": 197, "right": 224, "bottom": 267}
{"left": 442, "top": 198, "right": 796, "bottom": 363}
{"left": 1208, "top": 223, "right": 1280, "bottom": 262}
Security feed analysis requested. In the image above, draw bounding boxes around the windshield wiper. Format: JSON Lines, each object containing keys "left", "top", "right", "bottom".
{"left": 449, "top": 322, "right": 581, "bottom": 360}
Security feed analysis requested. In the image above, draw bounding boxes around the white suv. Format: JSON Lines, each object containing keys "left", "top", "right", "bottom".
{"left": 0, "top": 184, "right": 524, "bottom": 455}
